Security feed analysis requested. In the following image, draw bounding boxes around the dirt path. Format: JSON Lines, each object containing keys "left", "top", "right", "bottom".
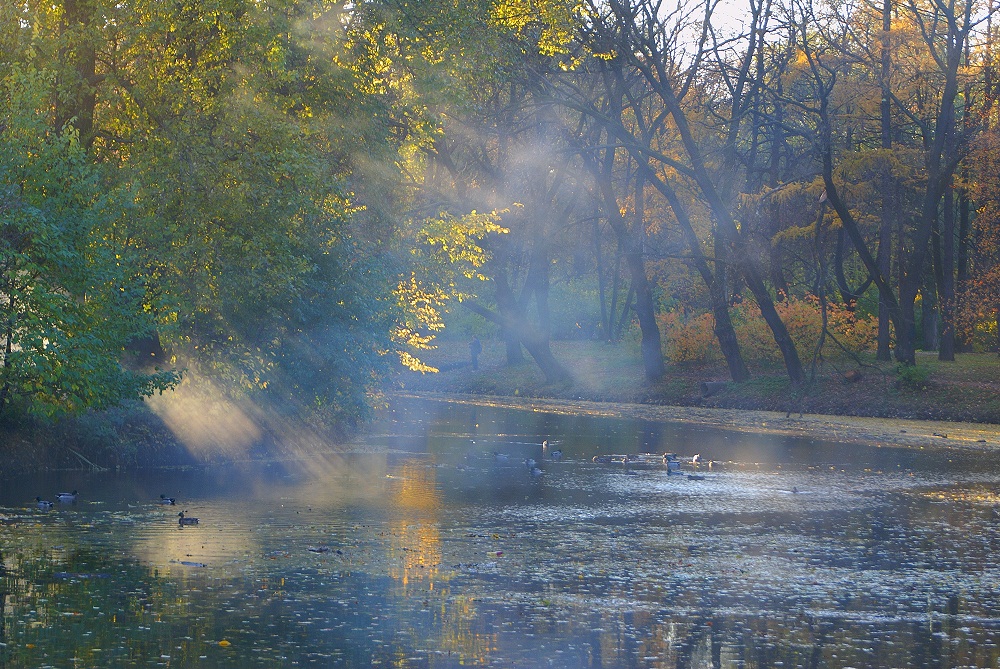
{"left": 398, "top": 391, "right": 1000, "bottom": 451}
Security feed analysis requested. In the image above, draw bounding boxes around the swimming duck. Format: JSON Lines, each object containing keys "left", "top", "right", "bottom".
{"left": 56, "top": 490, "right": 78, "bottom": 502}
{"left": 550, "top": 449, "right": 563, "bottom": 460}
{"left": 177, "top": 511, "right": 199, "bottom": 525}
{"left": 524, "top": 458, "right": 537, "bottom": 468}
{"left": 36, "top": 497, "right": 54, "bottom": 509}
{"left": 158, "top": 494, "right": 176, "bottom": 505}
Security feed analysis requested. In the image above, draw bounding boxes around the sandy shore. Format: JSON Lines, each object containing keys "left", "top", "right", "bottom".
{"left": 399, "top": 391, "right": 1000, "bottom": 452}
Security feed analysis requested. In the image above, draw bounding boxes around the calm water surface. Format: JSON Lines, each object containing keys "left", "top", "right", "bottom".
{"left": 2, "top": 396, "right": 1000, "bottom": 668}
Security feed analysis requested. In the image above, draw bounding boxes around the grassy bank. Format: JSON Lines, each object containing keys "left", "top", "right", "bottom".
{"left": 397, "top": 338, "right": 1000, "bottom": 425}
{"left": 4, "top": 338, "right": 997, "bottom": 478}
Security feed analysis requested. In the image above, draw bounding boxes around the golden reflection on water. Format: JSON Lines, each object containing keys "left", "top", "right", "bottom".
{"left": 387, "top": 462, "right": 442, "bottom": 590}
{"left": 439, "top": 595, "right": 496, "bottom": 666}
{"left": 384, "top": 461, "right": 501, "bottom": 665}
{"left": 920, "top": 487, "right": 1000, "bottom": 505}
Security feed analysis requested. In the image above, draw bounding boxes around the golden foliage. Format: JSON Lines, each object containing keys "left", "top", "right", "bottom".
{"left": 491, "top": 0, "right": 584, "bottom": 58}
{"left": 392, "top": 273, "right": 447, "bottom": 372}
{"left": 659, "top": 295, "right": 882, "bottom": 365}
{"left": 394, "top": 210, "right": 508, "bottom": 372}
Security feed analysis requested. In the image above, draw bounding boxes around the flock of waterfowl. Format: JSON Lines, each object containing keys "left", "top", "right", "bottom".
{"left": 34, "top": 490, "right": 77, "bottom": 509}
{"left": 590, "top": 451, "right": 716, "bottom": 480}
{"left": 488, "top": 438, "right": 717, "bottom": 483}
{"left": 29, "top": 445, "right": 714, "bottom": 526}
{"left": 34, "top": 490, "right": 199, "bottom": 525}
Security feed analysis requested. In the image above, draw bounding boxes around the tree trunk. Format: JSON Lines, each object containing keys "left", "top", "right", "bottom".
{"left": 921, "top": 283, "right": 939, "bottom": 351}
{"left": 894, "top": 1, "right": 965, "bottom": 364}
{"left": 524, "top": 235, "right": 553, "bottom": 341}
{"left": 955, "top": 187, "right": 972, "bottom": 352}
{"left": 594, "top": 215, "right": 610, "bottom": 339}
{"left": 502, "top": 328, "right": 525, "bottom": 365}
{"left": 464, "top": 295, "right": 569, "bottom": 383}
{"left": 651, "top": 64, "right": 805, "bottom": 384}
{"left": 494, "top": 271, "right": 525, "bottom": 365}
{"left": 625, "top": 250, "right": 665, "bottom": 382}
{"left": 58, "top": 0, "right": 100, "bottom": 148}
{"left": 627, "top": 171, "right": 665, "bottom": 382}
{"left": 877, "top": 0, "right": 894, "bottom": 361}
{"left": 614, "top": 284, "right": 634, "bottom": 340}
{"left": 897, "top": 281, "right": 919, "bottom": 365}
{"left": 876, "top": 197, "right": 894, "bottom": 360}
{"left": 643, "top": 166, "right": 750, "bottom": 382}
{"left": 937, "top": 186, "right": 956, "bottom": 360}
{"left": 589, "top": 139, "right": 667, "bottom": 381}
{"left": 835, "top": 228, "right": 873, "bottom": 306}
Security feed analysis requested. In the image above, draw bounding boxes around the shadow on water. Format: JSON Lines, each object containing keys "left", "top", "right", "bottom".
{"left": 1, "top": 396, "right": 1000, "bottom": 667}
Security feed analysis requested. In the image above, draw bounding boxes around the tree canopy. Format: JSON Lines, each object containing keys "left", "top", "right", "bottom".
{"left": 3, "top": 0, "right": 999, "bottom": 429}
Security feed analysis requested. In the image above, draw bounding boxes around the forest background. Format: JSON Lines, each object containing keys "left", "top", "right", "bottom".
{"left": 3, "top": 0, "right": 1000, "bottom": 471}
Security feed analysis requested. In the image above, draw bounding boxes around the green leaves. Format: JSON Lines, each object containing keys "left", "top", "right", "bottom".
{"left": 0, "top": 66, "right": 178, "bottom": 419}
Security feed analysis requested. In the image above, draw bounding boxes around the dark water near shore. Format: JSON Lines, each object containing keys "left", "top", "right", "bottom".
{"left": 2, "top": 396, "right": 1000, "bottom": 667}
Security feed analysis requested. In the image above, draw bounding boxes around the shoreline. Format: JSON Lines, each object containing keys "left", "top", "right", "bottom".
{"left": 397, "top": 391, "right": 1000, "bottom": 452}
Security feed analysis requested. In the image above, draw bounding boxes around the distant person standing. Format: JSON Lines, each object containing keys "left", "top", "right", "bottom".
{"left": 469, "top": 336, "right": 482, "bottom": 370}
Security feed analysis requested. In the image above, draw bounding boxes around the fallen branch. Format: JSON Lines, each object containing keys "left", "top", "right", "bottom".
{"left": 68, "top": 448, "right": 108, "bottom": 472}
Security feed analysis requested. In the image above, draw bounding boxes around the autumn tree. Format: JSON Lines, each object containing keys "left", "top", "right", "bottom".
{"left": 790, "top": 0, "right": 996, "bottom": 365}
{"left": 346, "top": 0, "right": 586, "bottom": 383}
{"left": 571, "top": 0, "right": 807, "bottom": 384}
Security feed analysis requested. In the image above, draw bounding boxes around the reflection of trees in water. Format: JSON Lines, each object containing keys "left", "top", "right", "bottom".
{"left": 0, "top": 545, "right": 216, "bottom": 667}
{"left": 387, "top": 460, "right": 442, "bottom": 590}
{"left": 636, "top": 612, "right": 987, "bottom": 669}
{"left": 0, "top": 548, "right": 5, "bottom": 645}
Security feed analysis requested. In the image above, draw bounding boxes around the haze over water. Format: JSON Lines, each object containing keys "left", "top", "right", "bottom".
{"left": 1, "top": 396, "right": 999, "bottom": 667}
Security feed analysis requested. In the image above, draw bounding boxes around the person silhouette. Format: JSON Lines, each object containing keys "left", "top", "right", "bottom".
{"left": 469, "top": 336, "right": 482, "bottom": 370}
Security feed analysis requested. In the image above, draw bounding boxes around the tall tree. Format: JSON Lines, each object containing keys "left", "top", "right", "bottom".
{"left": 795, "top": 0, "right": 994, "bottom": 365}
{"left": 579, "top": 0, "right": 804, "bottom": 383}
{"left": 0, "top": 66, "right": 177, "bottom": 419}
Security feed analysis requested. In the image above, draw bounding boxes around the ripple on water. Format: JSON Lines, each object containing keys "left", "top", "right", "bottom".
{"left": 4, "top": 398, "right": 1000, "bottom": 668}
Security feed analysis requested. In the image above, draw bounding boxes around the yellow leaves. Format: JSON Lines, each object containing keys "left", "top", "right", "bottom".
{"left": 658, "top": 295, "right": 882, "bottom": 365}
{"left": 394, "top": 208, "right": 506, "bottom": 371}
{"left": 397, "top": 350, "right": 440, "bottom": 373}
{"left": 415, "top": 209, "right": 508, "bottom": 279}
{"left": 772, "top": 223, "right": 820, "bottom": 245}
{"left": 794, "top": 48, "right": 810, "bottom": 68}
{"left": 392, "top": 273, "right": 447, "bottom": 371}
{"left": 491, "top": 0, "right": 583, "bottom": 59}
{"left": 395, "top": 274, "right": 448, "bottom": 325}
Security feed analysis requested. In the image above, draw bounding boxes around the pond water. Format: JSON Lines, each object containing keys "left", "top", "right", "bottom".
{"left": 2, "top": 396, "right": 1000, "bottom": 668}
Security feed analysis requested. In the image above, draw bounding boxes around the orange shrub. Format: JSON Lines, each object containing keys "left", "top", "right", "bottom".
{"left": 659, "top": 295, "right": 880, "bottom": 366}
{"left": 658, "top": 311, "right": 721, "bottom": 363}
